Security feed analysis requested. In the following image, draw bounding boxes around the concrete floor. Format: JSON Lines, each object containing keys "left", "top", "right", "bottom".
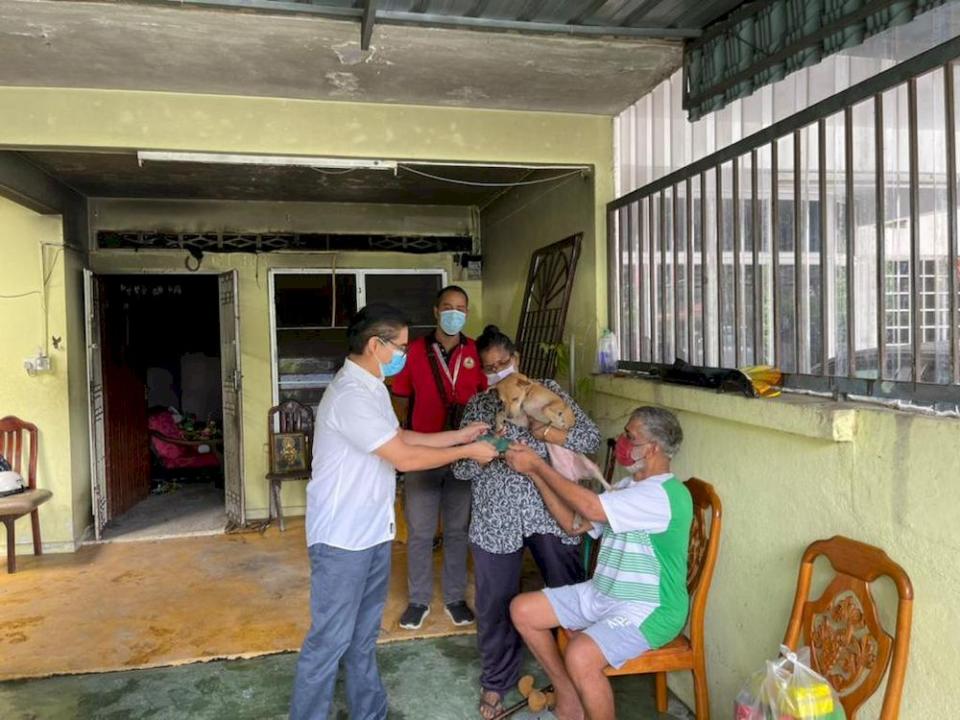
{"left": 100, "top": 481, "right": 226, "bottom": 542}
{"left": 0, "top": 635, "right": 693, "bottom": 720}
{"left": 0, "top": 519, "right": 475, "bottom": 681}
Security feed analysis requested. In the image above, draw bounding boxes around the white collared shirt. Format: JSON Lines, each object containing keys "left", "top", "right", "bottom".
{"left": 306, "top": 358, "right": 399, "bottom": 550}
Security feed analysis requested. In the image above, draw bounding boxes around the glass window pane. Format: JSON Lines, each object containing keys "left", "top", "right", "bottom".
{"left": 664, "top": 187, "right": 676, "bottom": 361}
{"left": 651, "top": 194, "right": 663, "bottom": 362}
{"left": 704, "top": 167, "right": 719, "bottom": 367}
{"left": 623, "top": 203, "right": 649, "bottom": 360}
{"left": 852, "top": 98, "right": 879, "bottom": 379}
{"left": 740, "top": 152, "right": 756, "bottom": 364}
{"left": 883, "top": 84, "right": 913, "bottom": 381}
{"left": 758, "top": 143, "right": 775, "bottom": 365}
{"left": 673, "top": 184, "right": 686, "bottom": 361}
{"left": 776, "top": 135, "right": 797, "bottom": 373}
{"left": 365, "top": 273, "right": 443, "bottom": 331}
{"left": 720, "top": 161, "right": 737, "bottom": 368}
{"left": 274, "top": 273, "right": 334, "bottom": 329}
{"left": 800, "top": 123, "right": 821, "bottom": 374}
{"left": 691, "top": 176, "right": 704, "bottom": 364}
{"left": 916, "top": 67, "right": 951, "bottom": 384}
{"left": 825, "top": 111, "right": 848, "bottom": 377}
{"left": 640, "top": 201, "right": 652, "bottom": 362}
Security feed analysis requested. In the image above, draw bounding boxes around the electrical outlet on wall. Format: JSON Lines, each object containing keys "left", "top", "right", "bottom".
{"left": 24, "top": 350, "right": 52, "bottom": 376}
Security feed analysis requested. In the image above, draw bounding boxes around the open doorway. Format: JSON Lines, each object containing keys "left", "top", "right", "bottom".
{"left": 85, "top": 273, "right": 237, "bottom": 541}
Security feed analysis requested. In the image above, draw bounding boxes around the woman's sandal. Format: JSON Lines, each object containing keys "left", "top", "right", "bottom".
{"left": 479, "top": 689, "right": 504, "bottom": 720}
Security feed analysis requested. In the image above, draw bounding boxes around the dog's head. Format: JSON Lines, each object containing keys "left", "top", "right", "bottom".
{"left": 494, "top": 373, "right": 533, "bottom": 418}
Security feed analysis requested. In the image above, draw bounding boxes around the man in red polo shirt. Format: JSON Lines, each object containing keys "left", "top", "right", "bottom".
{"left": 391, "top": 285, "right": 488, "bottom": 630}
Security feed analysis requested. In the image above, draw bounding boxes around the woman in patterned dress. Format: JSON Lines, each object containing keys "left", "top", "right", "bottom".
{"left": 453, "top": 325, "right": 600, "bottom": 719}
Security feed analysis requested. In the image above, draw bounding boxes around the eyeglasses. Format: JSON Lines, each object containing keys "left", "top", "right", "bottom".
{"left": 378, "top": 337, "right": 408, "bottom": 357}
{"left": 482, "top": 353, "right": 515, "bottom": 374}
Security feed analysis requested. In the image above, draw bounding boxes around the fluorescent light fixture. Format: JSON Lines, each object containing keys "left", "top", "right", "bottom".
{"left": 137, "top": 151, "right": 397, "bottom": 171}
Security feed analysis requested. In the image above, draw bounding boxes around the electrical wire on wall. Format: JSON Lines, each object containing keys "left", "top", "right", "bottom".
{"left": 0, "top": 241, "right": 77, "bottom": 358}
{"left": 396, "top": 165, "right": 586, "bottom": 187}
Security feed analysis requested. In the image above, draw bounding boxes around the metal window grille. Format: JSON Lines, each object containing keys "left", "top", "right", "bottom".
{"left": 609, "top": 38, "right": 960, "bottom": 405}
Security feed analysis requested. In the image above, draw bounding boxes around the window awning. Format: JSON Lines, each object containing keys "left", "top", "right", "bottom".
{"left": 683, "top": 0, "right": 952, "bottom": 121}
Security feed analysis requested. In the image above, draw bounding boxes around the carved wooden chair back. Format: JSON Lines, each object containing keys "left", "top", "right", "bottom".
{"left": 602, "top": 437, "right": 616, "bottom": 485}
{"left": 683, "top": 478, "right": 722, "bottom": 650}
{"left": 267, "top": 400, "right": 314, "bottom": 470}
{"left": 782, "top": 536, "right": 914, "bottom": 720}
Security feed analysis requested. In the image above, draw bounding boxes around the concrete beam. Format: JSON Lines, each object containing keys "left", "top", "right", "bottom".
{"left": 0, "top": 151, "right": 88, "bottom": 248}
{"left": 0, "top": 152, "right": 78, "bottom": 215}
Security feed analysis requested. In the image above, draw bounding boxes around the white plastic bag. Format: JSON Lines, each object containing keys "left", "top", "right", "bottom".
{"left": 734, "top": 645, "right": 846, "bottom": 720}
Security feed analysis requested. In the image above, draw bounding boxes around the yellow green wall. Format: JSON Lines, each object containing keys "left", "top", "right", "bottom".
{"left": 0, "top": 196, "right": 85, "bottom": 553}
{"left": 0, "top": 85, "right": 612, "bottom": 540}
{"left": 592, "top": 375, "right": 959, "bottom": 719}
{"left": 480, "top": 171, "right": 601, "bottom": 391}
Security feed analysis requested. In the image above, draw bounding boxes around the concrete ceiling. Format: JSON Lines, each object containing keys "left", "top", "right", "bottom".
{"left": 20, "top": 151, "right": 580, "bottom": 205}
{"left": 0, "top": 0, "right": 684, "bottom": 115}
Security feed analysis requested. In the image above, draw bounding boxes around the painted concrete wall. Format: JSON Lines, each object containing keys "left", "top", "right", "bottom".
{"left": 592, "top": 375, "right": 960, "bottom": 719}
{"left": 0, "top": 86, "right": 613, "bottom": 543}
{"left": 0, "top": 196, "right": 83, "bottom": 552}
{"left": 480, "top": 171, "right": 601, "bottom": 389}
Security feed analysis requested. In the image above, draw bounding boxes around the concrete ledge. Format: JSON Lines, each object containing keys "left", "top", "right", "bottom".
{"left": 594, "top": 375, "right": 857, "bottom": 443}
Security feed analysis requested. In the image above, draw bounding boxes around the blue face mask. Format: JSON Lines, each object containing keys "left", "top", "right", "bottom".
{"left": 378, "top": 339, "right": 407, "bottom": 378}
{"left": 439, "top": 309, "right": 467, "bottom": 336}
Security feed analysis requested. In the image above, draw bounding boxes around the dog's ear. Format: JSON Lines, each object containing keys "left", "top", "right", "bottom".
{"left": 516, "top": 377, "right": 532, "bottom": 388}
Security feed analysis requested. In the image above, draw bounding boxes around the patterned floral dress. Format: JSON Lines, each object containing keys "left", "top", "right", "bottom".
{"left": 454, "top": 379, "right": 601, "bottom": 551}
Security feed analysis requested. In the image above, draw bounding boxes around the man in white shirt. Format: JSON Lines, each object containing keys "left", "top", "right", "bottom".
{"left": 289, "top": 303, "right": 498, "bottom": 720}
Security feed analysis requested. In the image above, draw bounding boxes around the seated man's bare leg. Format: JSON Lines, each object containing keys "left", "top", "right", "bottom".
{"left": 510, "top": 592, "right": 585, "bottom": 720}
{"left": 564, "top": 633, "right": 615, "bottom": 720}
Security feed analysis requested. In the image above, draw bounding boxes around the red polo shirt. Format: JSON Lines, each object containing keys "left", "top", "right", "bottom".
{"left": 391, "top": 333, "right": 488, "bottom": 433}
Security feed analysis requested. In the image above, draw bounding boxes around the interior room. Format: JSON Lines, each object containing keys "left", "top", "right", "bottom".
{"left": 95, "top": 273, "right": 226, "bottom": 542}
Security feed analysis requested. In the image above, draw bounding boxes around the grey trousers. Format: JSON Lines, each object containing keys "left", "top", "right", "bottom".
{"left": 403, "top": 466, "right": 471, "bottom": 607}
{"left": 289, "top": 541, "right": 391, "bottom": 720}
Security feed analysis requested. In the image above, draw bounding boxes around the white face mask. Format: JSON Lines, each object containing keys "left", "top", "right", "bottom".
{"left": 485, "top": 364, "right": 516, "bottom": 387}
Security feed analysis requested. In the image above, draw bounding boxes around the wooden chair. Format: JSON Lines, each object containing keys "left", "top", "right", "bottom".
{"left": 559, "top": 477, "right": 722, "bottom": 719}
{"left": 783, "top": 536, "right": 914, "bottom": 720}
{"left": 266, "top": 400, "right": 314, "bottom": 532}
{"left": 0, "top": 417, "right": 52, "bottom": 573}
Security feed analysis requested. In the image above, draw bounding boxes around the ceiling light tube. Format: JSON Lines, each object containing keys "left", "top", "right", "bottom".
{"left": 137, "top": 151, "right": 397, "bottom": 171}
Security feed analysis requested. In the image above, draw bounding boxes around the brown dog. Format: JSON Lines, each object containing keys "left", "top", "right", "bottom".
{"left": 493, "top": 373, "right": 576, "bottom": 432}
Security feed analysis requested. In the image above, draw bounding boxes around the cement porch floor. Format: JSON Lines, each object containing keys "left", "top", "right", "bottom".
{"left": 0, "top": 519, "right": 475, "bottom": 680}
{"left": 0, "top": 635, "right": 693, "bottom": 720}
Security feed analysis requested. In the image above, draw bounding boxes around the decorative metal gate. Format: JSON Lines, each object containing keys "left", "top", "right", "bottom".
{"left": 515, "top": 233, "right": 583, "bottom": 380}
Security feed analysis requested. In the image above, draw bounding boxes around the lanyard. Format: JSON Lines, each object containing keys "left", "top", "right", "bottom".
{"left": 432, "top": 343, "right": 462, "bottom": 395}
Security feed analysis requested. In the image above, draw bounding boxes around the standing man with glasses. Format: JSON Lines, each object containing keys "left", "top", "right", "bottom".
{"left": 391, "top": 285, "right": 489, "bottom": 630}
{"left": 290, "top": 303, "right": 497, "bottom": 720}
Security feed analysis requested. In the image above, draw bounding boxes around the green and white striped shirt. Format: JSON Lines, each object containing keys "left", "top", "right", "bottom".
{"left": 590, "top": 473, "right": 693, "bottom": 648}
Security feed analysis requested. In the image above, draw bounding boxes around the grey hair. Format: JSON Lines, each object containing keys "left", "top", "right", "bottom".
{"left": 628, "top": 406, "right": 683, "bottom": 458}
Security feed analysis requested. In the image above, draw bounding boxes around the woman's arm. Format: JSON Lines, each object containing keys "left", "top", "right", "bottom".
{"left": 452, "top": 395, "right": 494, "bottom": 481}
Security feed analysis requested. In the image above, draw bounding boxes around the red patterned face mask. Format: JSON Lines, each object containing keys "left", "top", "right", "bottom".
{"left": 614, "top": 435, "right": 640, "bottom": 467}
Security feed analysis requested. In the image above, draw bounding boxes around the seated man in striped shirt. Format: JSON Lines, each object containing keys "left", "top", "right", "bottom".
{"left": 506, "top": 407, "right": 692, "bottom": 720}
